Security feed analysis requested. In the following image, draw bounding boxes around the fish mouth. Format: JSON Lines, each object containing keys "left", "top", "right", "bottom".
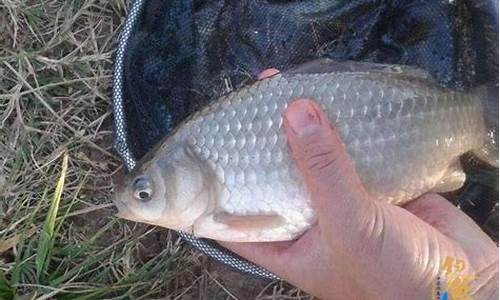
{"left": 112, "top": 189, "right": 136, "bottom": 221}
{"left": 111, "top": 172, "right": 135, "bottom": 220}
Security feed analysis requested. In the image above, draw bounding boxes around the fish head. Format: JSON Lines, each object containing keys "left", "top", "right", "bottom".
{"left": 113, "top": 143, "right": 213, "bottom": 231}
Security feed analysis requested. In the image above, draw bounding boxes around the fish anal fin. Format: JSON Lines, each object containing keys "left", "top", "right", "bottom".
{"left": 287, "top": 58, "right": 432, "bottom": 80}
{"left": 432, "top": 162, "right": 466, "bottom": 193}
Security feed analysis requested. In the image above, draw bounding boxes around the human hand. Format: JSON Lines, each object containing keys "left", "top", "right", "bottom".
{"left": 220, "top": 82, "right": 498, "bottom": 299}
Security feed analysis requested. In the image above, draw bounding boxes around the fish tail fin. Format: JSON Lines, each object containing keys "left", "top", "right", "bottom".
{"left": 473, "top": 83, "right": 498, "bottom": 167}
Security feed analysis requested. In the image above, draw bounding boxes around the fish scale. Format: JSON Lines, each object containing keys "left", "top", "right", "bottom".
{"left": 114, "top": 60, "right": 492, "bottom": 242}
{"left": 182, "top": 73, "right": 482, "bottom": 238}
{"left": 215, "top": 75, "right": 481, "bottom": 202}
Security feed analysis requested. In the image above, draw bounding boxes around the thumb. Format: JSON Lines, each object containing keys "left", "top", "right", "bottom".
{"left": 284, "top": 99, "right": 376, "bottom": 236}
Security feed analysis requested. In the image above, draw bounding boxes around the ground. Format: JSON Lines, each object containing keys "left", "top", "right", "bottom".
{"left": 0, "top": 1, "right": 312, "bottom": 299}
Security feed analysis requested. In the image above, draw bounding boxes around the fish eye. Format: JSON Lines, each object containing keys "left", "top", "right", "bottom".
{"left": 132, "top": 176, "right": 153, "bottom": 202}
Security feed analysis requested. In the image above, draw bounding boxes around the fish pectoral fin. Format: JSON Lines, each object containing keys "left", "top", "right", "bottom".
{"left": 191, "top": 212, "right": 285, "bottom": 241}
{"left": 432, "top": 161, "right": 466, "bottom": 193}
{"left": 213, "top": 212, "right": 285, "bottom": 229}
{"left": 287, "top": 58, "right": 432, "bottom": 80}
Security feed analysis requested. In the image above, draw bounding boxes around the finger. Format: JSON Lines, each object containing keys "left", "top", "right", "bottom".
{"left": 283, "top": 99, "right": 375, "bottom": 235}
{"left": 220, "top": 226, "right": 348, "bottom": 300}
{"left": 219, "top": 225, "right": 323, "bottom": 276}
{"left": 257, "top": 68, "right": 280, "bottom": 80}
{"left": 404, "top": 194, "right": 497, "bottom": 266}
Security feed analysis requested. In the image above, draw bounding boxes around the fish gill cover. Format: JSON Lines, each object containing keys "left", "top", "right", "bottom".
{"left": 113, "top": 0, "right": 499, "bottom": 277}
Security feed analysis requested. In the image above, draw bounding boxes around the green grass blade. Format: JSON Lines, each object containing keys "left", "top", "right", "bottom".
{"left": 36, "top": 154, "right": 69, "bottom": 282}
{"left": 54, "top": 173, "right": 88, "bottom": 235}
{"left": 11, "top": 188, "right": 48, "bottom": 287}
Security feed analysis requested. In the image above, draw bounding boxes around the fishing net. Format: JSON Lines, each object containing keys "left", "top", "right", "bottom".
{"left": 112, "top": 0, "right": 499, "bottom": 279}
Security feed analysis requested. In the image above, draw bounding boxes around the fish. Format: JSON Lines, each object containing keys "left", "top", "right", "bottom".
{"left": 113, "top": 59, "right": 498, "bottom": 242}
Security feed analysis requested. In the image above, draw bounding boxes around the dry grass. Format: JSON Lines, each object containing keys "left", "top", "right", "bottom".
{"left": 0, "top": 1, "right": 311, "bottom": 299}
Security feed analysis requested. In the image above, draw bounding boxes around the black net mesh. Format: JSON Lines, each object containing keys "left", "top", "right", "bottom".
{"left": 113, "top": 0, "right": 499, "bottom": 278}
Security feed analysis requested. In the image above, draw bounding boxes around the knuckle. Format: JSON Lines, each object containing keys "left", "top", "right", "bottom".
{"left": 303, "top": 141, "right": 343, "bottom": 176}
{"left": 306, "top": 148, "right": 336, "bottom": 172}
{"left": 293, "top": 125, "right": 361, "bottom": 184}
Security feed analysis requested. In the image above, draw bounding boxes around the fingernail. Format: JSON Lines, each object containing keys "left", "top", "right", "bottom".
{"left": 286, "top": 100, "right": 321, "bottom": 136}
{"left": 257, "top": 68, "right": 280, "bottom": 80}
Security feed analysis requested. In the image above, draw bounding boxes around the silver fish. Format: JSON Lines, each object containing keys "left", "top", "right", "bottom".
{"left": 113, "top": 59, "right": 497, "bottom": 242}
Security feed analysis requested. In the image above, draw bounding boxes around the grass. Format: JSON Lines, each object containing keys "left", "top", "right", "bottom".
{"left": 0, "top": 1, "right": 311, "bottom": 299}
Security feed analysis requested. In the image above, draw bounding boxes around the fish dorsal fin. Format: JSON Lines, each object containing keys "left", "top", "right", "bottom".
{"left": 287, "top": 58, "right": 433, "bottom": 80}
{"left": 432, "top": 161, "right": 466, "bottom": 193}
